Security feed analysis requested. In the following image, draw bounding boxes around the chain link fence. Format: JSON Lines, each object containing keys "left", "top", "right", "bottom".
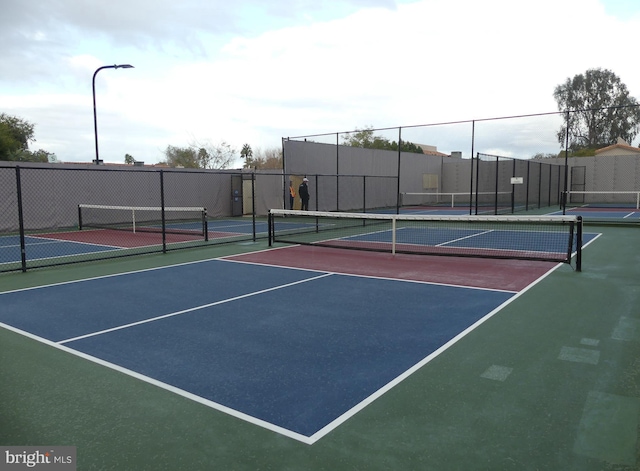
{"left": 1, "top": 164, "right": 400, "bottom": 273}
{"left": 474, "top": 153, "right": 565, "bottom": 214}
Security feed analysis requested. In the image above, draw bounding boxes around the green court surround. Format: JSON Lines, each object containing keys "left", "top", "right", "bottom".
{"left": 1, "top": 224, "right": 639, "bottom": 470}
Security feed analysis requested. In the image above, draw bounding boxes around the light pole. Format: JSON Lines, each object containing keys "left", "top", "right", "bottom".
{"left": 92, "top": 64, "right": 134, "bottom": 164}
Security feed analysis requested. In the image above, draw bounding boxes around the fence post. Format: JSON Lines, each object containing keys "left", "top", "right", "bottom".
{"left": 511, "top": 158, "right": 516, "bottom": 214}
{"left": 469, "top": 121, "right": 476, "bottom": 215}
{"left": 15, "top": 166, "right": 27, "bottom": 272}
{"left": 252, "top": 172, "right": 256, "bottom": 241}
{"left": 562, "top": 110, "right": 570, "bottom": 214}
{"left": 336, "top": 133, "right": 340, "bottom": 212}
{"left": 160, "top": 169, "right": 166, "bottom": 253}
{"left": 526, "top": 160, "right": 531, "bottom": 210}
{"left": 474, "top": 152, "right": 480, "bottom": 215}
{"left": 363, "top": 175, "right": 366, "bottom": 213}
{"left": 396, "top": 127, "right": 402, "bottom": 214}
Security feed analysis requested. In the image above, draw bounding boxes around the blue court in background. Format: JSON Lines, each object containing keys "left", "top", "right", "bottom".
{"left": 0, "top": 257, "right": 514, "bottom": 440}
{"left": 550, "top": 208, "right": 640, "bottom": 219}
{"left": 0, "top": 235, "right": 118, "bottom": 265}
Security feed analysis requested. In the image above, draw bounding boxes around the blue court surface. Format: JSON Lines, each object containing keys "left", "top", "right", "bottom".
{"left": 0, "top": 219, "right": 266, "bottom": 267}
{"left": 208, "top": 219, "right": 269, "bottom": 234}
{"left": 345, "top": 226, "right": 578, "bottom": 252}
{"left": 549, "top": 208, "right": 640, "bottom": 219}
{"left": 381, "top": 208, "right": 473, "bottom": 215}
{"left": 0, "top": 257, "right": 516, "bottom": 443}
{"left": 0, "top": 235, "right": 118, "bottom": 265}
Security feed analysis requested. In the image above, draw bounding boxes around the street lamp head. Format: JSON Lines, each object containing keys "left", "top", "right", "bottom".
{"left": 114, "top": 64, "right": 134, "bottom": 69}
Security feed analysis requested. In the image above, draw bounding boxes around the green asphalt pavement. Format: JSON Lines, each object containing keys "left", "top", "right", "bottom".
{"left": 1, "top": 225, "right": 639, "bottom": 470}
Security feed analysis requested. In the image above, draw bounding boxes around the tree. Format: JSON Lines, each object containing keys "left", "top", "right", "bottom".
{"left": 260, "top": 148, "right": 283, "bottom": 169}
{"left": 553, "top": 68, "right": 640, "bottom": 151}
{"left": 29, "top": 149, "right": 56, "bottom": 162}
{"left": 161, "top": 141, "right": 237, "bottom": 169}
{"left": 244, "top": 147, "right": 282, "bottom": 169}
{"left": 162, "top": 145, "right": 199, "bottom": 168}
{"left": 124, "top": 153, "right": 135, "bottom": 164}
{"left": 386, "top": 140, "right": 425, "bottom": 154}
{"left": 240, "top": 143, "right": 254, "bottom": 168}
{"left": 531, "top": 152, "right": 563, "bottom": 159}
{"left": 342, "top": 127, "right": 377, "bottom": 148}
{"left": 193, "top": 140, "right": 236, "bottom": 169}
{"left": 342, "top": 126, "right": 424, "bottom": 154}
{"left": 0, "top": 113, "right": 46, "bottom": 161}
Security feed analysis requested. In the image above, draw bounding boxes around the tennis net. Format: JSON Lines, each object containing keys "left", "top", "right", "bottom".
{"left": 268, "top": 209, "right": 582, "bottom": 269}
{"left": 400, "top": 192, "right": 512, "bottom": 209}
{"left": 564, "top": 190, "right": 640, "bottom": 209}
{"left": 78, "top": 204, "right": 208, "bottom": 238}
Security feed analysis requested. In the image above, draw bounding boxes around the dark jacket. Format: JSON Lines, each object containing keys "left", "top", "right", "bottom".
{"left": 299, "top": 182, "right": 310, "bottom": 200}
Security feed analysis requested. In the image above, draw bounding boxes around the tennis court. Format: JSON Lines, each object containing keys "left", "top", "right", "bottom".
{"left": 4, "top": 210, "right": 595, "bottom": 443}
{"left": 554, "top": 207, "right": 640, "bottom": 220}
{"left": 0, "top": 253, "right": 526, "bottom": 443}
{"left": 555, "top": 190, "right": 640, "bottom": 222}
{"left": 3, "top": 211, "right": 640, "bottom": 470}
{"left": 0, "top": 216, "right": 274, "bottom": 270}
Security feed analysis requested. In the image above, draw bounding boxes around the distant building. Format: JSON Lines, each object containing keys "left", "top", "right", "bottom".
{"left": 416, "top": 144, "right": 453, "bottom": 158}
{"left": 595, "top": 138, "right": 640, "bottom": 156}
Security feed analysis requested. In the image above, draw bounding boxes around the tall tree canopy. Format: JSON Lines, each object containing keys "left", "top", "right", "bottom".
{"left": 554, "top": 68, "right": 640, "bottom": 151}
{"left": 342, "top": 126, "right": 424, "bottom": 154}
{"left": 0, "top": 113, "right": 53, "bottom": 162}
{"left": 161, "top": 141, "right": 236, "bottom": 169}
{"left": 240, "top": 143, "right": 254, "bottom": 167}
{"left": 243, "top": 147, "right": 282, "bottom": 169}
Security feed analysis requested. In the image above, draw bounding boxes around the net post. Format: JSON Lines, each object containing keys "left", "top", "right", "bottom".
{"left": 576, "top": 216, "right": 582, "bottom": 272}
{"left": 511, "top": 158, "right": 516, "bottom": 214}
{"left": 203, "top": 208, "right": 208, "bottom": 241}
{"left": 160, "top": 170, "right": 166, "bottom": 253}
{"left": 78, "top": 204, "right": 83, "bottom": 230}
{"left": 268, "top": 211, "right": 273, "bottom": 246}
{"left": 391, "top": 217, "right": 396, "bottom": 255}
{"left": 362, "top": 175, "right": 366, "bottom": 213}
{"left": 493, "top": 154, "right": 499, "bottom": 215}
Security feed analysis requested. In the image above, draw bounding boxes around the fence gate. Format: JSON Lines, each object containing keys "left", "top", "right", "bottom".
{"left": 231, "top": 174, "right": 243, "bottom": 216}
{"left": 570, "top": 166, "right": 586, "bottom": 203}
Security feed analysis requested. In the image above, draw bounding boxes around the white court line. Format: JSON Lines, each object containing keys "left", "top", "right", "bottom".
{"left": 436, "top": 229, "right": 494, "bottom": 246}
{"left": 57, "top": 272, "right": 333, "bottom": 345}
{"left": 0, "top": 256, "right": 232, "bottom": 295}
{"left": 222, "top": 257, "right": 518, "bottom": 294}
{"left": 305, "top": 257, "right": 566, "bottom": 444}
{"left": 0, "top": 319, "right": 315, "bottom": 444}
{"left": 28, "top": 234, "right": 123, "bottom": 249}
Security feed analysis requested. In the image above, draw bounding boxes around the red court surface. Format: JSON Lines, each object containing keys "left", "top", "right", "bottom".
{"left": 33, "top": 229, "right": 204, "bottom": 248}
{"left": 225, "top": 245, "right": 560, "bottom": 292}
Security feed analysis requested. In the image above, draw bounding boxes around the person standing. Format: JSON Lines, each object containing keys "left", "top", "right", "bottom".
{"left": 299, "top": 177, "right": 310, "bottom": 211}
{"left": 289, "top": 181, "right": 296, "bottom": 210}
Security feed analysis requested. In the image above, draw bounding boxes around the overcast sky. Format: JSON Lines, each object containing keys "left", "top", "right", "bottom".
{"left": 2, "top": 0, "right": 640, "bottom": 166}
